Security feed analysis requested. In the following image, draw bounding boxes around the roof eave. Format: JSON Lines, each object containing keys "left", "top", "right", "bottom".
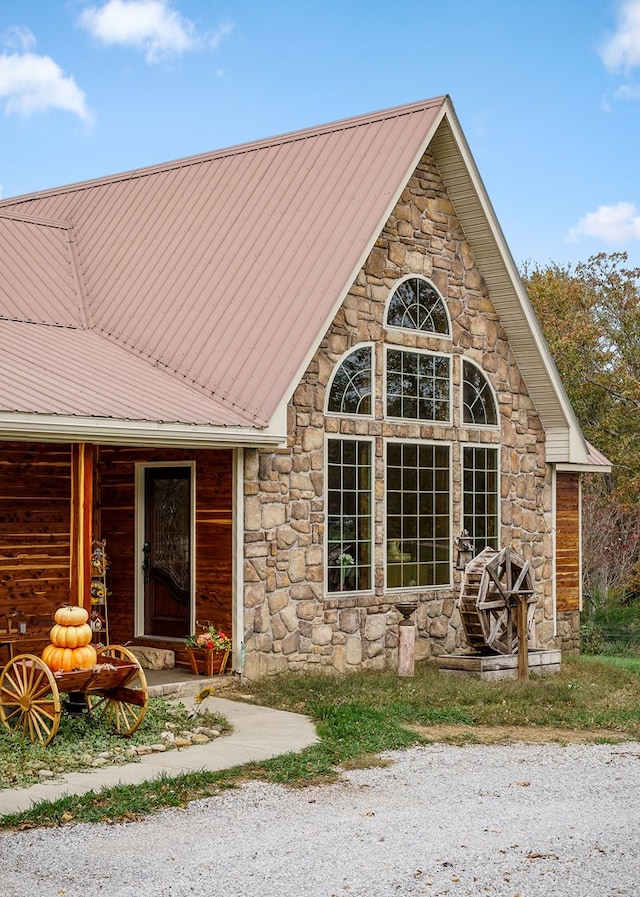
{"left": 0, "top": 412, "right": 287, "bottom": 449}
{"left": 555, "top": 462, "right": 613, "bottom": 474}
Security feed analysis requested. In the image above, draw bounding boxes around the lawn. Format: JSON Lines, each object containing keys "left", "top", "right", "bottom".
{"left": 0, "top": 695, "right": 230, "bottom": 791}
{"left": 1, "top": 655, "right": 639, "bottom": 830}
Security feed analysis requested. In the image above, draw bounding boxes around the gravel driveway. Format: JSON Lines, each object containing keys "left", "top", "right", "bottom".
{"left": 1, "top": 741, "right": 639, "bottom": 897}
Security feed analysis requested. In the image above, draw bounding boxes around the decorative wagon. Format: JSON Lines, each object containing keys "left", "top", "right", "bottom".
{"left": 0, "top": 645, "right": 148, "bottom": 745}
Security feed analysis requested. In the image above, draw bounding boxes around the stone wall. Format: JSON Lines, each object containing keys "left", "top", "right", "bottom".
{"left": 242, "top": 149, "right": 556, "bottom": 680}
{"left": 556, "top": 609, "right": 581, "bottom": 654}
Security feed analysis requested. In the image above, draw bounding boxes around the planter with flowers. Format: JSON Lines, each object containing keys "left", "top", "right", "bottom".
{"left": 185, "top": 622, "right": 232, "bottom": 676}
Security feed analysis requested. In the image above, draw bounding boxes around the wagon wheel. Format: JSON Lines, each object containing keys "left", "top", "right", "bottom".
{"left": 477, "top": 547, "right": 536, "bottom": 655}
{"left": 0, "top": 654, "right": 61, "bottom": 745}
{"left": 86, "top": 645, "right": 148, "bottom": 735}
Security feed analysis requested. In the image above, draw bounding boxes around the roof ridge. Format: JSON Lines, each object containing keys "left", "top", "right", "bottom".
{"left": 0, "top": 96, "right": 448, "bottom": 207}
{"left": 0, "top": 209, "right": 71, "bottom": 228}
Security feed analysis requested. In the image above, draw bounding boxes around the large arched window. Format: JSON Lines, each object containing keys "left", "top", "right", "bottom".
{"left": 327, "top": 346, "right": 372, "bottom": 415}
{"left": 462, "top": 360, "right": 498, "bottom": 426}
{"left": 386, "top": 277, "right": 450, "bottom": 335}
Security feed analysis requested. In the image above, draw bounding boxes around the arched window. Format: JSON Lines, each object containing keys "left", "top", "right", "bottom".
{"left": 327, "top": 346, "right": 372, "bottom": 415}
{"left": 462, "top": 360, "right": 498, "bottom": 426}
{"left": 386, "top": 277, "right": 450, "bottom": 335}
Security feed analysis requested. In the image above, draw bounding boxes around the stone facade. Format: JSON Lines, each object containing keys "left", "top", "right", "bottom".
{"left": 242, "top": 149, "right": 556, "bottom": 680}
{"left": 556, "top": 609, "right": 581, "bottom": 654}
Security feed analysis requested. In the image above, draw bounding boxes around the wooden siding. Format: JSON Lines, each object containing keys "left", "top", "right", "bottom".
{"left": 97, "top": 447, "right": 233, "bottom": 662}
{"left": 556, "top": 471, "right": 581, "bottom": 611}
{"left": 0, "top": 443, "right": 233, "bottom": 663}
{"left": 0, "top": 442, "right": 72, "bottom": 652}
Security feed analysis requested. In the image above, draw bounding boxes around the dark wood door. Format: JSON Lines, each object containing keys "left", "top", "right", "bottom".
{"left": 143, "top": 467, "right": 192, "bottom": 638}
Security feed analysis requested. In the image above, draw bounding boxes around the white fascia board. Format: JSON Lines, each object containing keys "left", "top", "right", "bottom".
{"left": 0, "top": 411, "right": 288, "bottom": 448}
{"left": 555, "top": 462, "right": 612, "bottom": 474}
{"left": 436, "top": 104, "right": 590, "bottom": 465}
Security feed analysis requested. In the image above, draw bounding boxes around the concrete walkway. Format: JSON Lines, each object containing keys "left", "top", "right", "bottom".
{"left": 0, "top": 682, "right": 319, "bottom": 817}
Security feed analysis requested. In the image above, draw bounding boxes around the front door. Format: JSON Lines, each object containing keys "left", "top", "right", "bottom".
{"left": 142, "top": 466, "right": 193, "bottom": 639}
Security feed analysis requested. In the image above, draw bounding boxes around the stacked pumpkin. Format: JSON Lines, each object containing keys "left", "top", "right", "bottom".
{"left": 42, "top": 606, "right": 98, "bottom": 672}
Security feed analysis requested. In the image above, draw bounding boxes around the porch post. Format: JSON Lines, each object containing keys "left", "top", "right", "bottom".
{"left": 70, "top": 443, "right": 94, "bottom": 612}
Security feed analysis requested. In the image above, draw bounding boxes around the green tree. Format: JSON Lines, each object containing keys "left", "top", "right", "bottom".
{"left": 522, "top": 252, "right": 640, "bottom": 503}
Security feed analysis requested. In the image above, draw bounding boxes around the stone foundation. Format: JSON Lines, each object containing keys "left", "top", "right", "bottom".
{"left": 556, "top": 609, "right": 581, "bottom": 655}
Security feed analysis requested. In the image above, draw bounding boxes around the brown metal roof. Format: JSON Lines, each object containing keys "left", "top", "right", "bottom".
{"left": 0, "top": 319, "right": 253, "bottom": 426}
{"left": 0, "top": 96, "right": 594, "bottom": 463}
{"left": 0, "top": 97, "right": 446, "bottom": 436}
{"left": 585, "top": 441, "right": 612, "bottom": 469}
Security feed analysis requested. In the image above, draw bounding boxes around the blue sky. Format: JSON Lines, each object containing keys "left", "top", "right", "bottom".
{"left": 1, "top": 0, "right": 639, "bottom": 271}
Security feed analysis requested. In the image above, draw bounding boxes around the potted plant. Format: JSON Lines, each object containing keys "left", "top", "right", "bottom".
{"left": 338, "top": 552, "right": 355, "bottom": 590}
{"left": 185, "top": 621, "right": 232, "bottom": 676}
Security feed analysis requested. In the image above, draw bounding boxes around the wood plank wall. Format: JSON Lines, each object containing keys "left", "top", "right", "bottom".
{"left": 0, "top": 443, "right": 234, "bottom": 663}
{"left": 0, "top": 442, "right": 72, "bottom": 650}
{"left": 97, "top": 447, "right": 233, "bottom": 656}
{"left": 556, "top": 471, "right": 581, "bottom": 612}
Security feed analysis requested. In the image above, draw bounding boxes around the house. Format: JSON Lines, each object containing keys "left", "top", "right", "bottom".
{"left": 0, "top": 96, "right": 609, "bottom": 678}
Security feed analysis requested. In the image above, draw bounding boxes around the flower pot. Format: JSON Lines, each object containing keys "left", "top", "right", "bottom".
{"left": 186, "top": 646, "right": 231, "bottom": 677}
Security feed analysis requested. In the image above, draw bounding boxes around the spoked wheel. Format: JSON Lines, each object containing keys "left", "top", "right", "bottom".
{"left": 477, "top": 547, "right": 536, "bottom": 654}
{"left": 459, "top": 546, "right": 537, "bottom": 655}
{"left": 86, "top": 645, "right": 148, "bottom": 735}
{"left": 0, "top": 654, "right": 61, "bottom": 745}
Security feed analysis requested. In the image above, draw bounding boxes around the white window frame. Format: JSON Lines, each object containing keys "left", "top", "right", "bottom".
{"left": 461, "top": 357, "right": 500, "bottom": 429}
{"left": 384, "top": 274, "right": 452, "bottom": 336}
{"left": 384, "top": 345, "right": 453, "bottom": 425}
{"left": 324, "top": 434, "right": 375, "bottom": 596}
{"left": 325, "top": 342, "right": 375, "bottom": 419}
{"left": 384, "top": 437, "right": 453, "bottom": 593}
{"left": 460, "top": 443, "right": 500, "bottom": 557}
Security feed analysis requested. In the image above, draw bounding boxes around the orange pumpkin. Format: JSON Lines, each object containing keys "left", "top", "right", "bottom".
{"left": 42, "top": 642, "right": 97, "bottom": 672}
{"left": 54, "top": 605, "right": 89, "bottom": 626}
{"left": 50, "top": 622, "right": 92, "bottom": 649}
{"left": 72, "top": 644, "right": 98, "bottom": 669}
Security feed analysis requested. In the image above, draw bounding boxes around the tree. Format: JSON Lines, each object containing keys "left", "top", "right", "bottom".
{"left": 522, "top": 253, "right": 640, "bottom": 609}
{"left": 522, "top": 252, "right": 640, "bottom": 504}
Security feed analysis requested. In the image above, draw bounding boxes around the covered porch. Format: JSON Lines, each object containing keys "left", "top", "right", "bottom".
{"left": 0, "top": 441, "right": 237, "bottom": 672}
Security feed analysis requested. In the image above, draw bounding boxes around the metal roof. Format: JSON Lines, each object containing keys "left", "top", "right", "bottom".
{"left": 0, "top": 95, "right": 590, "bottom": 461}
{"left": 0, "top": 98, "right": 445, "bottom": 440}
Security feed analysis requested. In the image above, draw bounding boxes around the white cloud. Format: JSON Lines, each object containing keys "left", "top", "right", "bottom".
{"left": 600, "top": 0, "right": 640, "bottom": 72}
{"left": 79, "top": 0, "right": 200, "bottom": 63}
{"left": 1, "top": 26, "right": 36, "bottom": 52}
{"left": 615, "top": 82, "right": 640, "bottom": 99}
{"left": 568, "top": 202, "right": 640, "bottom": 244}
{"left": 0, "top": 52, "right": 90, "bottom": 121}
{"left": 209, "top": 21, "right": 234, "bottom": 52}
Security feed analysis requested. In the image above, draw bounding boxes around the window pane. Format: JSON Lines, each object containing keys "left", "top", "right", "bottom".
{"left": 462, "top": 446, "right": 499, "bottom": 556}
{"left": 328, "top": 347, "right": 373, "bottom": 415}
{"left": 327, "top": 439, "right": 373, "bottom": 593}
{"left": 386, "top": 442, "right": 450, "bottom": 589}
{"left": 386, "top": 277, "right": 450, "bottom": 335}
{"left": 462, "top": 360, "right": 498, "bottom": 426}
{"left": 386, "top": 350, "right": 450, "bottom": 422}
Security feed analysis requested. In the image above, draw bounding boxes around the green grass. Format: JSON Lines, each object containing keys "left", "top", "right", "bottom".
{"left": 2, "top": 656, "right": 640, "bottom": 830}
{"left": 0, "top": 697, "right": 230, "bottom": 790}
{"left": 588, "top": 654, "right": 640, "bottom": 674}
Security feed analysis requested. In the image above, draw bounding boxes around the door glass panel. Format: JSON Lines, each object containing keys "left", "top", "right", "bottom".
{"left": 154, "top": 476, "right": 190, "bottom": 591}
